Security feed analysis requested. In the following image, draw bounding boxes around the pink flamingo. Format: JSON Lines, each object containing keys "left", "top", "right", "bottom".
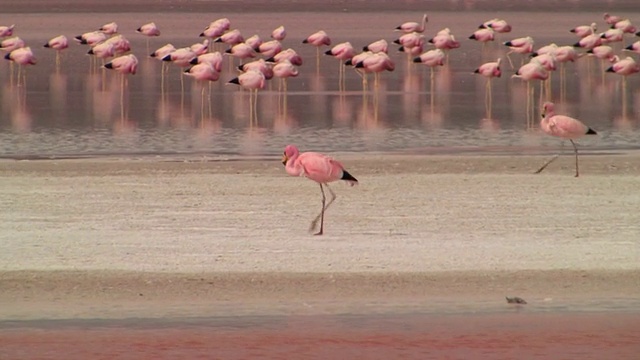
{"left": 0, "top": 36, "right": 24, "bottom": 52}
{"left": 104, "top": 54, "right": 138, "bottom": 119}
{"left": 613, "top": 19, "right": 637, "bottom": 34}
{"left": 474, "top": 58, "right": 502, "bottom": 115}
{"left": 480, "top": 18, "right": 512, "bottom": 33}
{"left": 268, "top": 48, "right": 302, "bottom": 66}
{"left": 88, "top": 41, "right": 116, "bottom": 63}
{"left": 512, "top": 59, "right": 549, "bottom": 127}
{"left": 395, "top": 13, "right": 428, "bottom": 33}
{"left": 184, "top": 63, "right": 220, "bottom": 119}
{"left": 535, "top": 102, "right": 597, "bottom": 177}
{"left": 103, "top": 34, "right": 131, "bottom": 56}
{"left": 225, "top": 42, "right": 256, "bottom": 63}
{"left": 4, "top": 46, "right": 35, "bottom": 87}
{"left": 282, "top": 144, "right": 358, "bottom": 235}
{"left": 355, "top": 52, "right": 395, "bottom": 90}
{"left": 504, "top": 36, "right": 534, "bottom": 68}
{"left": 271, "top": 25, "right": 286, "bottom": 41}
{"left": 216, "top": 29, "right": 244, "bottom": 46}
{"left": 200, "top": 18, "right": 231, "bottom": 39}
{"left": 258, "top": 40, "right": 282, "bottom": 58}
{"left": 228, "top": 69, "right": 266, "bottom": 123}
{"left": 137, "top": 22, "right": 160, "bottom": 37}
{"left": 325, "top": 41, "right": 355, "bottom": 90}
{"left": 0, "top": 24, "right": 15, "bottom": 37}
{"left": 191, "top": 51, "right": 223, "bottom": 72}
{"left": 150, "top": 43, "right": 176, "bottom": 89}
{"left": 604, "top": 13, "right": 623, "bottom": 26}
{"left": 238, "top": 59, "right": 273, "bottom": 80}
{"left": 99, "top": 22, "right": 118, "bottom": 35}
{"left": 44, "top": 35, "right": 68, "bottom": 71}
{"left": 303, "top": 30, "right": 331, "bottom": 71}
{"left": 75, "top": 31, "right": 107, "bottom": 46}
{"left": 588, "top": 45, "right": 616, "bottom": 82}
{"left": 469, "top": 28, "right": 495, "bottom": 47}
{"left": 574, "top": 33, "right": 602, "bottom": 50}
{"left": 273, "top": 59, "right": 298, "bottom": 92}
{"left": 570, "top": 23, "right": 596, "bottom": 38}
{"left": 245, "top": 35, "right": 262, "bottom": 51}
{"left": 190, "top": 39, "right": 210, "bottom": 56}
{"left": 606, "top": 56, "right": 640, "bottom": 114}
{"left": 137, "top": 22, "right": 160, "bottom": 53}
{"left": 625, "top": 40, "right": 640, "bottom": 54}
{"left": 363, "top": 39, "right": 388, "bottom": 53}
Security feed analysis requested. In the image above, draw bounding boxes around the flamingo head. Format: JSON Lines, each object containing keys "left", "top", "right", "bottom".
{"left": 282, "top": 144, "right": 299, "bottom": 165}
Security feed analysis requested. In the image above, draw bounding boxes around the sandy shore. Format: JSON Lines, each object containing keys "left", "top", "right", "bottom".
{"left": 1, "top": 153, "right": 639, "bottom": 320}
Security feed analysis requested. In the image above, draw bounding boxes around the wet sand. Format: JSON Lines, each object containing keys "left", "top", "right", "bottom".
{"left": 1, "top": 153, "right": 640, "bottom": 358}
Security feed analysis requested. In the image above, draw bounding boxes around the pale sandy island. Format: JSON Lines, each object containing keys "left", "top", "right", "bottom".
{"left": 1, "top": 153, "right": 640, "bottom": 320}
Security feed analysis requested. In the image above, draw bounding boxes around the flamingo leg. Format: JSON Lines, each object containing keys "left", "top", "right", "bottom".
{"left": 534, "top": 154, "right": 559, "bottom": 174}
{"left": 570, "top": 139, "right": 580, "bottom": 177}
{"left": 310, "top": 183, "right": 337, "bottom": 235}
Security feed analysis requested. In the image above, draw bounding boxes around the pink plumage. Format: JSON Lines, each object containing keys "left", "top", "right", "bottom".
{"left": 282, "top": 144, "right": 357, "bottom": 235}
{"left": 536, "top": 102, "right": 597, "bottom": 177}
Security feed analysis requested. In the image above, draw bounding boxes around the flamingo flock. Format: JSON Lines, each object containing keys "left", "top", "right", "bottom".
{"left": 1, "top": 12, "right": 639, "bottom": 189}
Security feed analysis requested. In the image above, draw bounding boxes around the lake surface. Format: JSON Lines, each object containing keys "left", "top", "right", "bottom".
{"left": 1, "top": 4, "right": 639, "bottom": 158}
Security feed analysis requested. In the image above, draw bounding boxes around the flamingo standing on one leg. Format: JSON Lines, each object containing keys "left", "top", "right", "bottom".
{"left": 136, "top": 22, "right": 160, "bottom": 54}
{"left": 535, "top": 102, "right": 597, "bottom": 177}
{"left": 228, "top": 69, "right": 266, "bottom": 124}
{"left": 325, "top": 41, "right": 355, "bottom": 91}
{"left": 474, "top": 58, "right": 502, "bottom": 117}
{"left": 303, "top": 30, "right": 331, "bottom": 73}
{"left": 282, "top": 144, "right": 358, "bottom": 235}
{"left": 44, "top": 35, "right": 68, "bottom": 73}
{"left": 413, "top": 48, "right": 445, "bottom": 107}
{"left": 5, "top": 46, "right": 36, "bottom": 87}
{"left": 104, "top": 54, "right": 138, "bottom": 120}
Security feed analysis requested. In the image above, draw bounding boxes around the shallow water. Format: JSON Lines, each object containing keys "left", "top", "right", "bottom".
{"left": 2, "top": 310, "right": 639, "bottom": 359}
{"left": 1, "top": 7, "right": 640, "bottom": 158}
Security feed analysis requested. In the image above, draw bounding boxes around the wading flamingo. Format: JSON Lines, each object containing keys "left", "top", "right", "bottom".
{"left": 282, "top": 144, "right": 358, "bottom": 235}
{"left": 137, "top": 22, "right": 160, "bottom": 53}
{"left": 99, "top": 22, "right": 118, "bottom": 35}
{"left": 104, "top": 54, "right": 138, "bottom": 119}
{"left": 303, "top": 30, "right": 331, "bottom": 72}
{"left": 395, "top": 13, "right": 428, "bottom": 33}
{"left": 535, "top": 102, "right": 597, "bottom": 177}
{"left": 44, "top": 35, "right": 68, "bottom": 72}
{"left": 228, "top": 69, "right": 266, "bottom": 124}
{"left": 325, "top": 41, "right": 355, "bottom": 90}
{"left": 570, "top": 23, "right": 596, "bottom": 38}
{"left": 474, "top": 58, "right": 502, "bottom": 116}
{"left": 481, "top": 18, "right": 512, "bottom": 33}
{"left": 5, "top": 46, "right": 35, "bottom": 87}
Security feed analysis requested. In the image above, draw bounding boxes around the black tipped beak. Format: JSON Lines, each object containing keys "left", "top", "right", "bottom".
{"left": 573, "top": 42, "right": 581, "bottom": 47}
{"left": 136, "top": 27, "right": 142, "bottom": 32}
{"left": 104, "top": 62, "right": 113, "bottom": 69}
{"left": 606, "top": 66, "right": 614, "bottom": 72}
{"left": 395, "top": 26, "right": 402, "bottom": 30}
{"left": 474, "top": 68, "right": 479, "bottom": 73}
{"left": 228, "top": 77, "right": 240, "bottom": 84}
{"left": 531, "top": 52, "right": 539, "bottom": 57}
{"left": 355, "top": 61, "right": 364, "bottom": 68}
{"left": 150, "top": 52, "right": 156, "bottom": 57}
{"left": 398, "top": 46, "right": 405, "bottom": 53}
{"left": 392, "top": 39, "right": 401, "bottom": 45}
{"left": 324, "top": 49, "right": 332, "bottom": 55}
{"left": 87, "top": 49, "right": 94, "bottom": 55}
{"left": 214, "top": 38, "right": 222, "bottom": 43}
{"left": 75, "top": 35, "right": 82, "bottom": 41}
{"left": 190, "top": 58, "right": 198, "bottom": 65}
{"left": 625, "top": 44, "right": 633, "bottom": 50}
{"left": 225, "top": 48, "right": 232, "bottom": 54}
{"left": 184, "top": 68, "right": 191, "bottom": 73}
{"left": 344, "top": 59, "right": 353, "bottom": 66}
{"left": 468, "top": 35, "right": 475, "bottom": 40}
{"left": 4, "top": 53, "right": 10, "bottom": 60}
{"left": 302, "top": 39, "right": 308, "bottom": 44}
{"left": 199, "top": 32, "right": 205, "bottom": 37}
{"left": 413, "top": 57, "right": 421, "bottom": 63}
{"left": 44, "top": 43, "right": 50, "bottom": 48}
{"left": 265, "top": 57, "right": 275, "bottom": 62}
{"left": 161, "top": 54, "right": 172, "bottom": 62}
{"left": 362, "top": 46, "right": 369, "bottom": 51}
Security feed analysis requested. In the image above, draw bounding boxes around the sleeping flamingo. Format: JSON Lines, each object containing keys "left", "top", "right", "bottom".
{"left": 282, "top": 144, "right": 358, "bottom": 235}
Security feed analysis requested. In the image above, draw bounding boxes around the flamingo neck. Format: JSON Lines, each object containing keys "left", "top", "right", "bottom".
{"left": 285, "top": 151, "right": 302, "bottom": 176}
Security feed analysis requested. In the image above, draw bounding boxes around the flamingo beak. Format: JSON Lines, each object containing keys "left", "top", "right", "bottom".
{"left": 281, "top": 154, "right": 288, "bottom": 165}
